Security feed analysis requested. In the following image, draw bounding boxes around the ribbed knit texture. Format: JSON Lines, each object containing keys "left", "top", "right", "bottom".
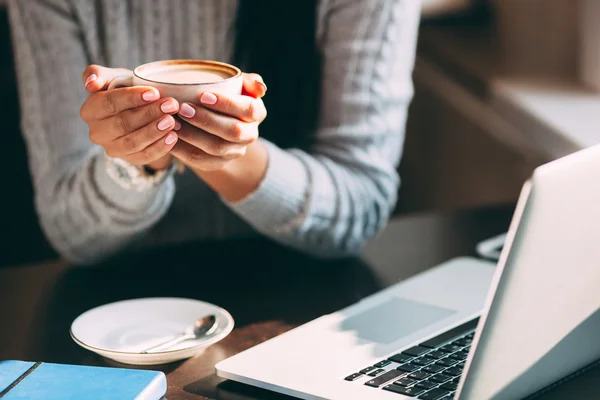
{"left": 8, "top": 0, "right": 420, "bottom": 264}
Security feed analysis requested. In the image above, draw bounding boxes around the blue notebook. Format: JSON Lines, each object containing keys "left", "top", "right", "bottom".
{"left": 0, "top": 360, "right": 166, "bottom": 400}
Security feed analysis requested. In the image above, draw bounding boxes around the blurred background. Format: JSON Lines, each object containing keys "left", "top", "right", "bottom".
{"left": 0, "top": 0, "right": 598, "bottom": 267}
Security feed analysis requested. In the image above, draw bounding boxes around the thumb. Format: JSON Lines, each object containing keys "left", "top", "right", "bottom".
{"left": 82, "top": 65, "right": 133, "bottom": 93}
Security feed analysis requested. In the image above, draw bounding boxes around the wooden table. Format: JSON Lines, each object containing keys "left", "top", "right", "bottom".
{"left": 1, "top": 206, "right": 598, "bottom": 399}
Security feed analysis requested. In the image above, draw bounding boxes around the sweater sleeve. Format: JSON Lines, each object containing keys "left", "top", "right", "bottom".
{"left": 8, "top": 0, "right": 175, "bottom": 265}
{"left": 226, "top": 0, "right": 420, "bottom": 257}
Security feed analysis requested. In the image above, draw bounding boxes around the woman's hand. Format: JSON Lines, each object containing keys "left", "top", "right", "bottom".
{"left": 170, "top": 73, "right": 267, "bottom": 171}
{"left": 80, "top": 65, "right": 180, "bottom": 171}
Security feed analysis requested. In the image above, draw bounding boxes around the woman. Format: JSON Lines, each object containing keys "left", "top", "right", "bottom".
{"left": 8, "top": 0, "right": 420, "bottom": 265}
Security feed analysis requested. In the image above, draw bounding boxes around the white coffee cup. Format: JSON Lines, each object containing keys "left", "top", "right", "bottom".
{"left": 108, "top": 59, "right": 243, "bottom": 102}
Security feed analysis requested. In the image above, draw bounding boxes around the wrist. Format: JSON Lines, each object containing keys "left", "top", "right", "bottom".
{"left": 194, "top": 141, "right": 269, "bottom": 202}
{"left": 105, "top": 154, "right": 175, "bottom": 191}
{"left": 222, "top": 140, "right": 267, "bottom": 174}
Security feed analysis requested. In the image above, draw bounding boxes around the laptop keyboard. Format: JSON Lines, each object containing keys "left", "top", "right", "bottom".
{"left": 344, "top": 318, "right": 478, "bottom": 400}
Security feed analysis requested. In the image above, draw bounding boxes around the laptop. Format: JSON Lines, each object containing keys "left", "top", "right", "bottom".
{"left": 216, "top": 144, "right": 600, "bottom": 400}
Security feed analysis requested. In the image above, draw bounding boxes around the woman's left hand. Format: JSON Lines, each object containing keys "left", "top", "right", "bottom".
{"left": 171, "top": 73, "right": 267, "bottom": 171}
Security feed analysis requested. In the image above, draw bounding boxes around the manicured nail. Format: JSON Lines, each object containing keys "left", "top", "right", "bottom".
{"left": 84, "top": 74, "right": 97, "bottom": 88}
{"left": 157, "top": 115, "right": 174, "bottom": 131}
{"left": 179, "top": 103, "right": 196, "bottom": 118}
{"left": 142, "top": 88, "right": 159, "bottom": 102}
{"left": 255, "top": 80, "right": 267, "bottom": 93}
{"left": 174, "top": 120, "right": 182, "bottom": 131}
{"left": 161, "top": 99, "right": 178, "bottom": 113}
{"left": 200, "top": 92, "right": 217, "bottom": 105}
{"left": 165, "top": 133, "right": 178, "bottom": 145}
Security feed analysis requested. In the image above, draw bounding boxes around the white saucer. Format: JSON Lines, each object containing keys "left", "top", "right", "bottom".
{"left": 70, "top": 297, "right": 234, "bottom": 365}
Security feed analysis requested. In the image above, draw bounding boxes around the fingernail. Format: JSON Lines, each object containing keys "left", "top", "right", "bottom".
{"left": 256, "top": 80, "right": 267, "bottom": 93}
{"left": 174, "top": 120, "right": 182, "bottom": 131}
{"left": 142, "top": 89, "right": 159, "bottom": 102}
{"left": 84, "top": 74, "right": 97, "bottom": 88}
{"left": 165, "top": 133, "right": 178, "bottom": 145}
{"left": 179, "top": 103, "right": 196, "bottom": 118}
{"left": 161, "top": 99, "right": 178, "bottom": 113}
{"left": 158, "top": 115, "right": 174, "bottom": 131}
{"left": 200, "top": 92, "right": 217, "bottom": 105}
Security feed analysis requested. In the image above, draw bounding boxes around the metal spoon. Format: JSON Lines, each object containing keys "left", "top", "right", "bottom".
{"left": 141, "top": 315, "right": 218, "bottom": 354}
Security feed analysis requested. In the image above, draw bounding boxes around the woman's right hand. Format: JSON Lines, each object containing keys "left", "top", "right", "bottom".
{"left": 80, "top": 65, "right": 181, "bottom": 170}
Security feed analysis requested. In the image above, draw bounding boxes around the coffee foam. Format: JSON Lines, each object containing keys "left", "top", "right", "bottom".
{"left": 144, "top": 66, "right": 231, "bottom": 84}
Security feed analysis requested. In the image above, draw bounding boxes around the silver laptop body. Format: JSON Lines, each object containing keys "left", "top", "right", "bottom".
{"left": 216, "top": 144, "right": 600, "bottom": 400}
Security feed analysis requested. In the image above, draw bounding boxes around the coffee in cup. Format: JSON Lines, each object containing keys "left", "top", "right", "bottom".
{"left": 142, "top": 65, "right": 232, "bottom": 85}
{"left": 108, "top": 59, "right": 243, "bottom": 103}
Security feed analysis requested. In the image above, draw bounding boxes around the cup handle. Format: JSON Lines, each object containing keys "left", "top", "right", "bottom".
{"left": 107, "top": 75, "right": 134, "bottom": 91}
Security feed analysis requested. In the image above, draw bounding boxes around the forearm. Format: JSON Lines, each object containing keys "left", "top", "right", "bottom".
{"left": 8, "top": 0, "right": 178, "bottom": 264}
{"left": 216, "top": 140, "right": 399, "bottom": 258}
{"left": 190, "top": 136, "right": 398, "bottom": 258}
{"left": 37, "top": 150, "right": 175, "bottom": 264}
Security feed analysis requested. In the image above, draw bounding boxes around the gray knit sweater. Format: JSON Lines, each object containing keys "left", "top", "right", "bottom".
{"left": 8, "top": 0, "right": 419, "bottom": 264}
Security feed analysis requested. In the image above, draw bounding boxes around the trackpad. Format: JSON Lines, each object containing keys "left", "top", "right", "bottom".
{"left": 340, "top": 297, "right": 456, "bottom": 344}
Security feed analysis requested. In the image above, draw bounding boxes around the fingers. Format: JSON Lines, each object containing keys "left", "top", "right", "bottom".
{"left": 170, "top": 140, "right": 229, "bottom": 171}
{"left": 81, "top": 64, "right": 182, "bottom": 167}
{"left": 108, "top": 98, "right": 179, "bottom": 138}
{"left": 105, "top": 114, "right": 178, "bottom": 157}
{"left": 125, "top": 131, "right": 179, "bottom": 166}
{"left": 82, "top": 64, "right": 133, "bottom": 93}
{"left": 103, "top": 114, "right": 179, "bottom": 165}
{"left": 175, "top": 123, "right": 247, "bottom": 159}
{"left": 242, "top": 73, "right": 267, "bottom": 99}
{"left": 178, "top": 102, "right": 260, "bottom": 142}
{"left": 197, "top": 91, "right": 267, "bottom": 123}
{"left": 88, "top": 97, "right": 179, "bottom": 143}
{"left": 81, "top": 86, "right": 169, "bottom": 121}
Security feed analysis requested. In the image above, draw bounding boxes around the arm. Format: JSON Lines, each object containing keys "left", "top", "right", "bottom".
{"left": 8, "top": 0, "right": 175, "bottom": 264}
{"left": 211, "top": 0, "right": 421, "bottom": 257}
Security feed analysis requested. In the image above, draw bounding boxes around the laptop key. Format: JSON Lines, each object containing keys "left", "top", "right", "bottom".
{"left": 394, "top": 377, "right": 419, "bottom": 387}
{"left": 423, "top": 364, "right": 446, "bottom": 374}
{"left": 437, "top": 358, "right": 459, "bottom": 367}
{"left": 430, "top": 373, "right": 453, "bottom": 384}
{"left": 368, "top": 368, "right": 386, "bottom": 377}
{"left": 418, "top": 388, "right": 451, "bottom": 400}
{"left": 454, "top": 337, "right": 472, "bottom": 347}
{"left": 441, "top": 381, "right": 459, "bottom": 391}
{"left": 408, "top": 371, "right": 431, "bottom": 381}
{"left": 444, "top": 367, "right": 462, "bottom": 376}
{"left": 360, "top": 366, "right": 377, "bottom": 374}
{"left": 415, "top": 381, "right": 437, "bottom": 390}
{"left": 364, "top": 369, "right": 404, "bottom": 387}
{"left": 374, "top": 360, "right": 392, "bottom": 368}
{"left": 344, "top": 372, "right": 363, "bottom": 381}
{"left": 413, "top": 357, "right": 437, "bottom": 366}
{"left": 450, "top": 351, "right": 469, "bottom": 360}
{"left": 440, "top": 344, "right": 463, "bottom": 353}
{"left": 403, "top": 346, "right": 431, "bottom": 357}
{"left": 383, "top": 385, "right": 425, "bottom": 396}
{"left": 389, "top": 353, "right": 414, "bottom": 364}
{"left": 397, "top": 363, "right": 421, "bottom": 373}
{"left": 426, "top": 350, "right": 446, "bottom": 359}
